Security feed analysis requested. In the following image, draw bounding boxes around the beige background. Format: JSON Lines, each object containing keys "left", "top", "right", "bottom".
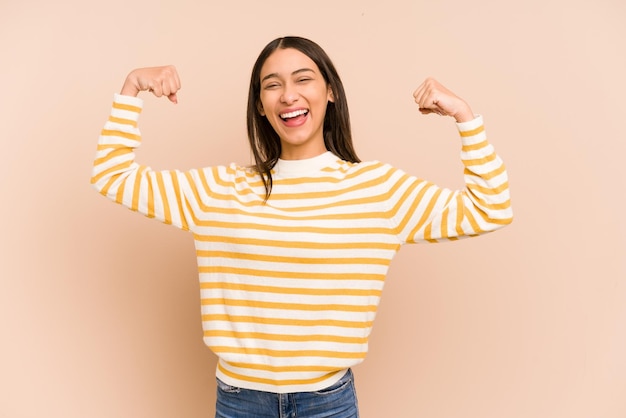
{"left": 1, "top": 0, "right": 625, "bottom": 417}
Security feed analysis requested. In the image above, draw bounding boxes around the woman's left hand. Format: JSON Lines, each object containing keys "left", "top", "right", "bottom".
{"left": 413, "top": 78, "right": 474, "bottom": 123}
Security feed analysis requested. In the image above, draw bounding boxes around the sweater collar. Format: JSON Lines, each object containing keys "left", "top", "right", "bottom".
{"left": 273, "top": 151, "right": 339, "bottom": 176}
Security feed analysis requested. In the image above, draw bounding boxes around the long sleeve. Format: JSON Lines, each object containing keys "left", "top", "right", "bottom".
{"left": 89, "top": 96, "right": 512, "bottom": 393}
{"left": 389, "top": 115, "right": 513, "bottom": 244}
{"left": 90, "top": 94, "right": 190, "bottom": 230}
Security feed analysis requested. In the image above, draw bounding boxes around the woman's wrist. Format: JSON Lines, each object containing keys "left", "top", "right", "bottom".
{"left": 120, "top": 74, "right": 140, "bottom": 97}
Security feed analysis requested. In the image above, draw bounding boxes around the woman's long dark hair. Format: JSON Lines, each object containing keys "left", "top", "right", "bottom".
{"left": 246, "top": 36, "right": 360, "bottom": 201}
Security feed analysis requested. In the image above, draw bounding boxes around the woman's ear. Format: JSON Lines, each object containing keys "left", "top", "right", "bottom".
{"left": 328, "top": 86, "right": 335, "bottom": 103}
{"left": 257, "top": 101, "right": 265, "bottom": 116}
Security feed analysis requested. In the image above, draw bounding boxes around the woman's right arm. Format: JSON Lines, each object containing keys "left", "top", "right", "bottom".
{"left": 90, "top": 66, "right": 191, "bottom": 230}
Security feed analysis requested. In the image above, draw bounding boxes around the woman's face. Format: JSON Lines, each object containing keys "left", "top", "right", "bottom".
{"left": 258, "top": 48, "right": 334, "bottom": 160}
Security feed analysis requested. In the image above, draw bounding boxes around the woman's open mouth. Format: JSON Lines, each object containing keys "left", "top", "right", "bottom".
{"left": 279, "top": 109, "right": 309, "bottom": 127}
{"left": 280, "top": 109, "right": 309, "bottom": 120}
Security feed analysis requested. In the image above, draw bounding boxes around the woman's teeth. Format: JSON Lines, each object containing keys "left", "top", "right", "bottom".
{"left": 280, "top": 109, "right": 308, "bottom": 120}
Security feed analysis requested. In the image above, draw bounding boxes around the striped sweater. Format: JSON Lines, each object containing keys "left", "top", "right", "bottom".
{"left": 91, "top": 94, "right": 513, "bottom": 393}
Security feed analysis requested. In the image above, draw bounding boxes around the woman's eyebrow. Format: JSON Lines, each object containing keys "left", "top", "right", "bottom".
{"left": 261, "top": 68, "right": 315, "bottom": 83}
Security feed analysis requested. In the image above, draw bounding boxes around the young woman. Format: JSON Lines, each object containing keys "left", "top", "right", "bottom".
{"left": 91, "top": 36, "right": 512, "bottom": 418}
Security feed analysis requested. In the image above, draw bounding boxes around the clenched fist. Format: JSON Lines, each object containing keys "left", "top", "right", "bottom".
{"left": 120, "top": 65, "right": 181, "bottom": 104}
{"left": 413, "top": 78, "right": 474, "bottom": 123}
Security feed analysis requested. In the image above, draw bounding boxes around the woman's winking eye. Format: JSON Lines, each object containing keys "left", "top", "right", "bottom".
{"left": 263, "top": 82, "right": 280, "bottom": 90}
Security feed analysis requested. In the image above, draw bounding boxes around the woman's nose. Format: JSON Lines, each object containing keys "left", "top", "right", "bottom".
{"left": 280, "top": 84, "right": 299, "bottom": 104}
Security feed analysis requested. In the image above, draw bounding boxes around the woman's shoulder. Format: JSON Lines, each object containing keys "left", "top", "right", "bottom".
{"left": 191, "top": 162, "right": 262, "bottom": 183}
{"left": 330, "top": 158, "right": 407, "bottom": 186}
{"left": 338, "top": 158, "right": 398, "bottom": 174}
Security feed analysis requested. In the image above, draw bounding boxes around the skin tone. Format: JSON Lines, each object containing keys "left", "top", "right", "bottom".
{"left": 121, "top": 65, "right": 181, "bottom": 103}
{"left": 413, "top": 77, "right": 474, "bottom": 123}
{"left": 119, "top": 53, "right": 475, "bottom": 159}
{"left": 256, "top": 48, "right": 333, "bottom": 160}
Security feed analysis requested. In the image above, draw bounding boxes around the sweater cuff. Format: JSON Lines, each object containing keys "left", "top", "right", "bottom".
{"left": 113, "top": 93, "right": 144, "bottom": 109}
{"left": 455, "top": 114, "right": 483, "bottom": 132}
{"left": 110, "top": 94, "right": 144, "bottom": 124}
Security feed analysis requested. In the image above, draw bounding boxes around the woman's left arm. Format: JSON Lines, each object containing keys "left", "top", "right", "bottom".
{"left": 392, "top": 78, "right": 513, "bottom": 243}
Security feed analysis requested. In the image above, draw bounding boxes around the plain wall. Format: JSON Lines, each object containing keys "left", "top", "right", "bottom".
{"left": 1, "top": 0, "right": 625, "bottom": 417}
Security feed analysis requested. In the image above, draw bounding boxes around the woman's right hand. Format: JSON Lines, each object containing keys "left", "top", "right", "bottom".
{"left": 120, "top": 65, "right": 181, "bottom": 103}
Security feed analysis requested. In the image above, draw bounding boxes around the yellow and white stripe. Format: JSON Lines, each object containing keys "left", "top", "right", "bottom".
{"left": 91, "top": 94, "right": 512, "bottom": 393}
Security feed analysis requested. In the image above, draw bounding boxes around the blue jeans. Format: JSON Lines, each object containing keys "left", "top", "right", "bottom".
{"left": 215, "top": 369, "right": 359, "bottom": 418}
